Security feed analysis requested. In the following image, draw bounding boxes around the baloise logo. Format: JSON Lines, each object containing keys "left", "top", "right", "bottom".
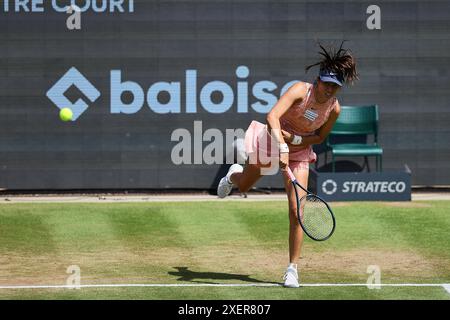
{"left": 46, "top": 67, "right": 101, "bottom": 121}
{"left": 47, "top": 65, "right": 298, "bottom": 121}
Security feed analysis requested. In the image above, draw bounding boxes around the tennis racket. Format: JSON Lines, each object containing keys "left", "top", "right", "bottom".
{"left": 285, "top": 167, "right": 336, "bottom": 241}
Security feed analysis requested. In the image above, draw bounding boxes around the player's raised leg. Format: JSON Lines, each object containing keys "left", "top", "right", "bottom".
{"left": 217, "top": 163, "right": 262, "bottom": 198}
{"left": 282, "top": 162, "right": 309, "bottom": 288}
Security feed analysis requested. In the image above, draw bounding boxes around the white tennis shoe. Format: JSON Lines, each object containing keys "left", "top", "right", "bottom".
{"left": 283, "top": 265, "right": 300, "bottom": 288}
{"left": 217, "top": 164, "right": 243, "bottom": 198}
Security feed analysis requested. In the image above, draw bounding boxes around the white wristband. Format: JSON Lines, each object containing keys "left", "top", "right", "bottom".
{"left": 291, "top": 135, "right": 303, "bottom": 145}
{"left": 279, "top": 143, "right": 289, "bottom": 154}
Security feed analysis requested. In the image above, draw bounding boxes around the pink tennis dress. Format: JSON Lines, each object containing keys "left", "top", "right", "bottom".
{"left": 244, "top": 82, "right": 338, "bottom": 171}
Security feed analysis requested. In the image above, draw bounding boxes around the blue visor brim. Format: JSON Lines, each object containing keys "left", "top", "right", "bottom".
{"left": 319, "top": 75, "right": 343, "bottom": 86}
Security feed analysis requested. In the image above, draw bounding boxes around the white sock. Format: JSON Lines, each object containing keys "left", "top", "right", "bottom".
{"left": 288, "top": 263, "right": 297, "bottom": 270}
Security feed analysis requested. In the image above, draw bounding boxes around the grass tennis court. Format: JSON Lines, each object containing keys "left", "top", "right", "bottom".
{"left": 0, "top": 200, "right": 449, "bottom": 300}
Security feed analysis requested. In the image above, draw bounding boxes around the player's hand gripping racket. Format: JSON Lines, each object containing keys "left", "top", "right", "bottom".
{"left": 285, "top": 167, "right": 336, "bottom": 241}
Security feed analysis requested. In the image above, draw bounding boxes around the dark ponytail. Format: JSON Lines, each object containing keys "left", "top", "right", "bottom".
{"left": 305, "top": 41, "right": 359, "bottom": 85}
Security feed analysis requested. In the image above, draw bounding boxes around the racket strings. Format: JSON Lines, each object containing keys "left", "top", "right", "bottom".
{"left": 299, "top": 195, "right": 335, "bottom": 240}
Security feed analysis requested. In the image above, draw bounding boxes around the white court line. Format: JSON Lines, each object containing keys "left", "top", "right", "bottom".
{"left": 0, "top": 283, "right": 449, "bottom": 290}
{"left": 2, "top": 192, "right": 450, "bottom": 203}
{"left": 443, "top": 284, "right": 450, "bottom": 294}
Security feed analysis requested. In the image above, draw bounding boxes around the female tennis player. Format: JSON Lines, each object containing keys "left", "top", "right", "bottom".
{"left": 217, "top": 42, "right": 358, "bottom": 288}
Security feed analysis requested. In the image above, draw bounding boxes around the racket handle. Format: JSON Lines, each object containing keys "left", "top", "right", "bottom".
{"left": 285, "top": 166, "right": 296, "bottom": 182}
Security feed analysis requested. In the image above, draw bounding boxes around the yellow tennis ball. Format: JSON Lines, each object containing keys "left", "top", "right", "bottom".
{"left": 60, "top": 108, "right": 73, "bottom": 122}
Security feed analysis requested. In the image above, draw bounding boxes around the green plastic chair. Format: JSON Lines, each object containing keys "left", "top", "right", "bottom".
{"left": 326, "top": 105, "right": 383, "bottom": 172}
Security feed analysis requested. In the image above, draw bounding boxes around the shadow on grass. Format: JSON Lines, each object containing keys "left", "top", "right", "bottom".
{"left": 168, "top": 267, "right": 278, "bottom": 285}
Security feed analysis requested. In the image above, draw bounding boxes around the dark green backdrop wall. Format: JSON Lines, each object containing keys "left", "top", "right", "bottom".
{"left": 0, "top": 1, "right": 449, "bottom": 189}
